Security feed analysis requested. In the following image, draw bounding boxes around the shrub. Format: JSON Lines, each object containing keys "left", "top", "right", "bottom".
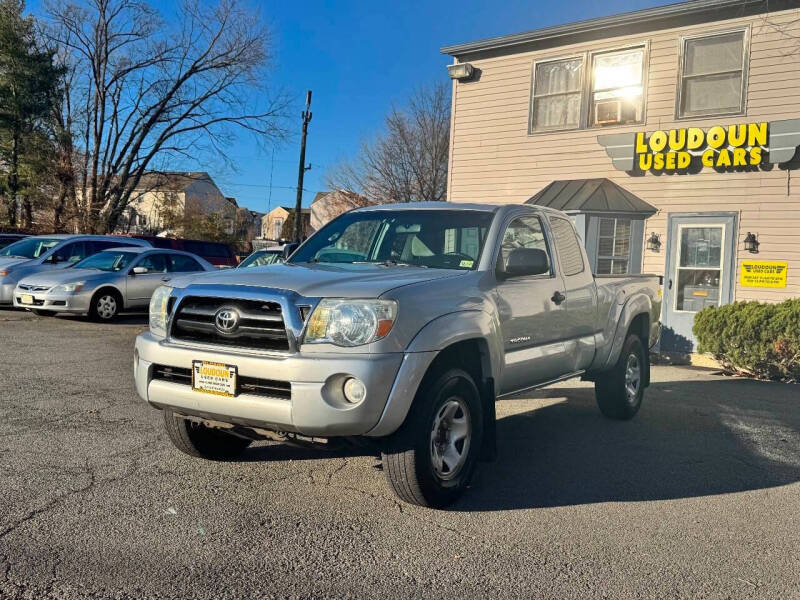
{"left": 693, "top": 298, "right": 800, "bottom": 381}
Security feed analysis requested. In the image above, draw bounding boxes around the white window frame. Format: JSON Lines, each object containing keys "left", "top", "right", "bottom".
{"left": 529, "top": 54, "right": 587, "bottom": 134}
{"left": 596, "top": 217, "right": 632, "bottom": 275}
{"left": 529, "top": 42, "right": 649, "bottom": 135}
{"left": 588, "top": 43, "right": 649, "bottom": 129}
{"left": 675, "top": 27, "right": 750, "bottom": 120}
{"left": 672, "top": 223, "right": 726, "bottom": 314}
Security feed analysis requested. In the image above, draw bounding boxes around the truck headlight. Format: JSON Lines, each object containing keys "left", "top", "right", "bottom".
{"left": 51, "top": 281, "right": 85, "bottom": 294}
{"left": 305, "top": 299, "right": 397, "bottom": 347}
{"left": 149, "top": 285, "right": 173, "bottom": 338}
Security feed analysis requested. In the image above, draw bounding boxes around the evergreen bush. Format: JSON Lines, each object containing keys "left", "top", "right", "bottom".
{"left": 693, "top": 298, "right": 800, "bottom": 381}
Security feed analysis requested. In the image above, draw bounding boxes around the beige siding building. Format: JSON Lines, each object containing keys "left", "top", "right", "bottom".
{"left": 443, "top": 0, "right": 800, "bottom": 351}
{"left": 260, "top": 206, "right": 312, "bottom": 242}
{"left": 122, "top": 172, "right": 237, "bottom": 235}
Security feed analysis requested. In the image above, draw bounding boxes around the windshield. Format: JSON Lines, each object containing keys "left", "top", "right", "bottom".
{"left": 0, "top": 237, "right": 61, "bottom": 259}
{"left": 289, "top": 210, "right": 494, "bottom": 270}
{"left": 239, "top": 250, "right": 283, "bottom": 268}
{"left": 73, "top": 251, "right": 137, "bottom": 272}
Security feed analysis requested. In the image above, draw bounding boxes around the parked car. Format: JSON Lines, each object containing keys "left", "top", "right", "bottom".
{"left": 128, "top": 235, "right": 237, "bottom": 268}
{"left": 0, "top": 235, "right": 151, "bottom": 307}
{"left": 14, "top": 247, "right": 214, "bottom": 320}
{"left": 133, "top": 202, "right": 662, "bottom": 508}
{"left": 237, "top": 243, "right": 299, "bottom": 268}
{"left": 0, "top": 233, "right": 28, "bottom": 250}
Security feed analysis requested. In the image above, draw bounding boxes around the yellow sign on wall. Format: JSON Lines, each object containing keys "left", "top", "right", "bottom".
{"left": 740, "top": 261, "right": 788, "bottom": 288}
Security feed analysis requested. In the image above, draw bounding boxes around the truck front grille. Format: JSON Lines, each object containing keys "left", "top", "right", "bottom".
{"left": 151, "top": 364, "right": 291, "bottom": 400}
{"left": 170, "top": 296, "right": 290, "bottom": 352}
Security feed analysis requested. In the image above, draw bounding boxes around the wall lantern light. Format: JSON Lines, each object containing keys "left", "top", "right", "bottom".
{"left": 744, "top": 231, "right": 760, "bottom": 253}
{"left": 645, "top": 231, "right": 661, "bottom": 252}
{"left": 447, "top": 62, "right": 475, "bottom": 81}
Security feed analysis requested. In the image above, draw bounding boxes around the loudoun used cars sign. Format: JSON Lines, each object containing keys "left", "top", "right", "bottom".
{"left": 597, "top": 119, "right": 800, "bottom": 173}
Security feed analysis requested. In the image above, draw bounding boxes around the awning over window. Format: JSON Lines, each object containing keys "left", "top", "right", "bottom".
{"left": 526, "top": 178, "right": 656, "bottom": 217}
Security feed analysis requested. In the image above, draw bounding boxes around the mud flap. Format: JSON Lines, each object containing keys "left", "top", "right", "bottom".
{"left": 480, "top": 377, "right": 497, "bottom": 461}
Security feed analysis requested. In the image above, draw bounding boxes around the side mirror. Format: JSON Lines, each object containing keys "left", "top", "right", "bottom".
{"left": 499, "top": 247, "right": 550, "bottom": 279}
{"left": 131, "top": 266, "right": 149, "bottom": 275}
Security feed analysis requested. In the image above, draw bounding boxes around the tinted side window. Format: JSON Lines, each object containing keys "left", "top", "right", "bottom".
{"left": 169, "top": 254, "right": 203, "bottom": 272}
{"left": 549, "top": 217, "right": 585, "bottom": 276}
{"left": 499, "top": 216, "right": 551, "bottom": 273}
{"left": 90, "top": 240, "right": 133, "bottom": 253}
{"left": 55, "top": 241, "right": 88, "bottom": 263}
{"left": 137, "top": 254, "right": 169, "bottom": 273}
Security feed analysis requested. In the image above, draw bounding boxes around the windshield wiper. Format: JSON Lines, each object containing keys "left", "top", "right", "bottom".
{"left": 353, "top": 260, "right": 427, "bottom": 268}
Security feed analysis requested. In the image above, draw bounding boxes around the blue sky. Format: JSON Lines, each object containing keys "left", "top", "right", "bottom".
{"left": 30, "top": 0, "right": 664, "bottom": 213}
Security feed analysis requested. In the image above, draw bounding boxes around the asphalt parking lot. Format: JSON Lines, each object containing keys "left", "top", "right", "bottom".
{"left": 1, "top": 309, "right": 798, "bottom": 599}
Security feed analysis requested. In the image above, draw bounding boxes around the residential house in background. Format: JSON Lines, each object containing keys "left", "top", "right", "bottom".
{"left": 120, "top": 172, "right": 237, "bottom": 235}
{"left": 260, "top": 206, "right": 312, "bottom": 242}
{"left": 443, "top": 0, "right": 800, "bottom": 351}
{"left": 310, "top": 190, "right": 371, "bottom": 230}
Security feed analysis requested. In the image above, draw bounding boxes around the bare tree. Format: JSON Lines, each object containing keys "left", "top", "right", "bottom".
{"left": 327, "top": 82, "right": 450, "bottom": 203}
{"left": 45, "top": 0, "right": 286, "bottom": 233}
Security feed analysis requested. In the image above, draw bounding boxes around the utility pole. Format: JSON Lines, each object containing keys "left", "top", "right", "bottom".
{"left": 294, "top": 90, "right": 312, "bottom": 243}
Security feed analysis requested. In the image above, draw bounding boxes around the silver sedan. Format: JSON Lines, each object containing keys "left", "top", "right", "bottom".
{"left": 13, "top": 247, "right": 214, "bottom": 320}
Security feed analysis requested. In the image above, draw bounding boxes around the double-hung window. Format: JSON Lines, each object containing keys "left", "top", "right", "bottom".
{"left": 596, "top": 218, "right": 632, "bottom": 275}
{"left": 530, "top": 57, "right": 584, "bottom": 132}
{"left": 677, "top": 29, "right": 748, "bottom": 118}
{"left": 590, "top": 48, "right": 645, "bottom": 127}
{"left": 530, "top": 45, "right": 646, "bottom": 133}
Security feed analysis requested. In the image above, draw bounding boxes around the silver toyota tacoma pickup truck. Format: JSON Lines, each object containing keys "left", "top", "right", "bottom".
{"left": 134, "top": 202, "right": 661, "bottom": 507}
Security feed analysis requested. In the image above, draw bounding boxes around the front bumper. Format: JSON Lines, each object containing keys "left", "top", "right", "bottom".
{"left": 0, "top": 282, "right": 15, "bottom": 305}
{"left": 134, "top": 332, "right": 435, "bottom": 437}
{"left": 12, "top": 288, "right": 92, "bottom": 313}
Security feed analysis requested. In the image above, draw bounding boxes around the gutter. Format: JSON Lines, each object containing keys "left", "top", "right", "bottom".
{"left": 440, "top": 0, "right": 779, "bottom": 56}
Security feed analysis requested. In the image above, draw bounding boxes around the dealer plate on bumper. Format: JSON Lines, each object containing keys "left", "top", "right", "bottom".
{"left": 191, "top": 360, "right": 237, "bottom": 397}
{"left": 20, "top": 294, "right": 34, "bottom": 305}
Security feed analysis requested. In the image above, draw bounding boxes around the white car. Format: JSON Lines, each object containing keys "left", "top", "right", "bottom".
{"left": 0, "top": 235, "right": 149, "bottom": 307}
{"left": 14, "top": 247, "right": 214, "bottom": 320}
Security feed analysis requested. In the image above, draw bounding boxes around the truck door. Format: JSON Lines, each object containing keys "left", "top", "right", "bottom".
{"left": 494, "top": 215, "right": 569, "bottom": 395}
{"left": 547, "top": 216, "right": 598, "bottom": 372}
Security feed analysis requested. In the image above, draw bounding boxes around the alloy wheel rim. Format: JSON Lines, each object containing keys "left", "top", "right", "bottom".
{"left": 625, "top": 353, "right": 641, "bottom": 404}
{"left": 430, "top": 396, "right": 471, "bottom": 481}
{"left": 97, "top": 295, "right": 117, "bottom": 319}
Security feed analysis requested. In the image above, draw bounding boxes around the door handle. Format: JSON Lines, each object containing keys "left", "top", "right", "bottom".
{"left": 668, "top": 279, "right": 673, "bottom": 290}
{"left": 161, "top": 277, "right": 171, "bottom": 282}
{"left": 551, "top": 291, "right": 566, "bottom": 305}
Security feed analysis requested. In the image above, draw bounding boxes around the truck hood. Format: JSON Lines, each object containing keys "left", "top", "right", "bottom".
{"left": 173, "top": 263, "right": 468, "bottom": 298}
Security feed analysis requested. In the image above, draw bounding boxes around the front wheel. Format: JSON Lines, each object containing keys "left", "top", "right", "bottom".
{"left": 89, "top": 290, "right": 120, "bottom": 321}
{"left": 595, "top": 334, "right": 646, "bottom": 420}
{"left": 382, "top": 368, "right": 483, "bottom": 508}
{"left": 163, "top": 410, "right": 252, "bottom": 460}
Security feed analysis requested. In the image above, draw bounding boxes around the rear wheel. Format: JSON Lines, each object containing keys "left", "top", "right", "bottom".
{"left": 89, "top": 289, "right": 120, "bottom": 321}
{"left": 31, "top": 309, "right": 56, "bottom": 317}
{"left": 163, "top": 410, "right": 251, "bottom": 460}
{"left": 382, "top": 368, "right": 483, "bottom": 508}
{"left": 595, "top": 334, "right": 646, "bottom": 420}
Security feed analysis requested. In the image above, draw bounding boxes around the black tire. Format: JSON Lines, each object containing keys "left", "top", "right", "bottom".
{"left": 31, "top": 309, "right": 56, "bottom": 317}
{"left": 89, "top": 289, "right": 121, "bottom": 321}
{"left": 163, "top": 410, "right": 251, "bottom": 460}
{"left": 382, "top": 368, "right": 483, "bottom": 508}
{"left": 595, "top": 334, "right": 646, "bottom": 420}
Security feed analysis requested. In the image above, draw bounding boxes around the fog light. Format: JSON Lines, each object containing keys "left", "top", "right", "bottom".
{"left": 343, "top": 377, "right": 366, "bottom": 404}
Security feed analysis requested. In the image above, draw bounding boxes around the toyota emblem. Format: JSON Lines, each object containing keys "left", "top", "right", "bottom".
{"left": 214, "top": 307, "right": 240, "bottom": 334}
